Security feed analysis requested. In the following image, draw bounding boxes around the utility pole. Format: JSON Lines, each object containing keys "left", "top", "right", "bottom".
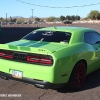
{"left": 31, "top": 9, "right": 34, "bottom": 21}
{"left": 6, "top": 13, "right": 7, "bottom": 24}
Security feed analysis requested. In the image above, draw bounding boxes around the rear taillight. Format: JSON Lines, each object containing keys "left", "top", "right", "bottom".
{"left": 0, "top": 52, "right": 5, "bottom": 57}
{"left": 27, "top": 55, "right": 40, "bottom": 63}
{"left": 26, "top": 55, "right": 53, "bottom": 65}
{"left": 0, "top": 51, "right": 13, "bottom": 59}
{"left": 4, "top": 52, "right": 13, "bottom": 59}
{"left": 39, "top": 56, "right": 53, "bottom": 65}
{"left": 0, "top": 49, "right": 53, "bottom": 66}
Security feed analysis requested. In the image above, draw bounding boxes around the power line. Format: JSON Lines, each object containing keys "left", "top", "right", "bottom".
{"left": 16, "top": 0, "right": 100, "bottom": 8}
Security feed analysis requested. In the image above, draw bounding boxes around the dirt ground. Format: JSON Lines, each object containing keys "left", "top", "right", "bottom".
{"left": 0, "top": 23, "right": 100, "bottom": 100}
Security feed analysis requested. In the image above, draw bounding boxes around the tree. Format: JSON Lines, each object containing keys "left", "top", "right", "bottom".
{"left": 10, "top": 16, "right": 12, "bottom": 22}
{"left": 29, "top": 19, "right": 32, "bottom": 23}
{"left": 66, "top": 15, "right": 80, "bottom": 21}
{"left": 75, "top": 15, "right": 80, "bottom": 20}
{"left": 66, "top": 15, "right": 70, "bottom": 20}
{"left": 10, "top": 18, "right": 17, "bottom": 22}
{"left": 55, "top": 17, "right": 60, "bottom": 21}
{"left": 60, "top": 15, "right": 65, "bottom": 21}
{"left": 10, "top": 16, "right": 17, "bottom": 22}
{"left": 35, "top": 17, "right": 40, "bottom": 22}
{"left": 0, "top": 17, "right": 6, "bottom": 22}
{"left": 97, "top": 13, "right": 100, "bottom": 20}
{"left": 87, "top": 10, "right": 100, "bottom": 20}
{"left": 46, "top": 16, "right": 56, "bottom": 22}
{"left": 11, "top": 18, "right": 17, "bottom": 22}
{"left": 16, "top": 18, "right": 24, "bottom": 23}
{"left": 71, "top": 15, "right": 76, "bottom": 21}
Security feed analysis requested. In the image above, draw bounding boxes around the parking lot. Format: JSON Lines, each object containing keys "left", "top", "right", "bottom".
{"left": 0, "top": 23, "right": 100, "bottom": 100}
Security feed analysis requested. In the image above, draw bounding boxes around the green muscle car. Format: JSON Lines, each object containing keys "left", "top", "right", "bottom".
{"left": 0, "top": 26, "right": 100, "bottom": 90}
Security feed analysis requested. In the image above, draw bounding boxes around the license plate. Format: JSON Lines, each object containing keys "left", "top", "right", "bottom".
{"left": 12, "top": 70, "right": 23, "bottom": 79}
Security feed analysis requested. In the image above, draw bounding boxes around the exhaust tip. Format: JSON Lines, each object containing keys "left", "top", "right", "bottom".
{"left": 0, "top": 75, "right": 8, "bottom": 80}
{"left": 34, "top": 84, "right": 44, "bottom": 88}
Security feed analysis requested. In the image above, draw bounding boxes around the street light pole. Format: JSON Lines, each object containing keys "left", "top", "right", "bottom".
{"left": 6, "top": 13, "right": 7, "bottom": 24}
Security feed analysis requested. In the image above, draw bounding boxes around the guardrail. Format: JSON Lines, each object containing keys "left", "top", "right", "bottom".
{"left": 0, "top": 23, "right": 71, "bottom": 27}
{"left": 73, "top": 21, "right": 100, "bottom": 24}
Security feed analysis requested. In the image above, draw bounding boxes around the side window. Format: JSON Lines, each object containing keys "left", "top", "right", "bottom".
{"left": 84, "top": 32, "right": 91, "bottom": 44}
{"left": 89, "top": 32, "right": 100, "bottom": 44}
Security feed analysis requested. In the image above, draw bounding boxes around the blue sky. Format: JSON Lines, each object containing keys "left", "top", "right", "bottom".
{"left": 0, "top": 0, "right": 100, "bottom": 18}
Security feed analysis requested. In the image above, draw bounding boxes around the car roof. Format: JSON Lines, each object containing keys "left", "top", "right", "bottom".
{"left": 36, "top": 26, "right": 95, "bottom": 33}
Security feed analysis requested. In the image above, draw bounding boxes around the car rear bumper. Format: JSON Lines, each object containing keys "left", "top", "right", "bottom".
{"left": 0, "top": 71, "right": 65, "bottom": 89}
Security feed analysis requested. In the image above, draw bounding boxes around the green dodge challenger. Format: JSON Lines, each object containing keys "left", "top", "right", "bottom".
{"left": 0, "top": 26, "right": 100, "bottom": 90}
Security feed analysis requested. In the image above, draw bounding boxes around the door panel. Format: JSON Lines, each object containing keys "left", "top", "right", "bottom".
{"left": 84, "top": 31, "right": 100, "bottom": 73}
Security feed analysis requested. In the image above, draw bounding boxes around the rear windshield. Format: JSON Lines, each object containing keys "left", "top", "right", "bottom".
{"left": 23, "top": 31, "right": 71, "bottom": 43}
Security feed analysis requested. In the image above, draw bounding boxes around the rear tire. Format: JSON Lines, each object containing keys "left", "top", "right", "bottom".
{"left": 67, "top": 61, "right": 87, "bottom": 90}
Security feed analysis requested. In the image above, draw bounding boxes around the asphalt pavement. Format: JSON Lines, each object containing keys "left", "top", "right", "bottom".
{"left": 0, "top": 23, "right": 100, "bottom": 100}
